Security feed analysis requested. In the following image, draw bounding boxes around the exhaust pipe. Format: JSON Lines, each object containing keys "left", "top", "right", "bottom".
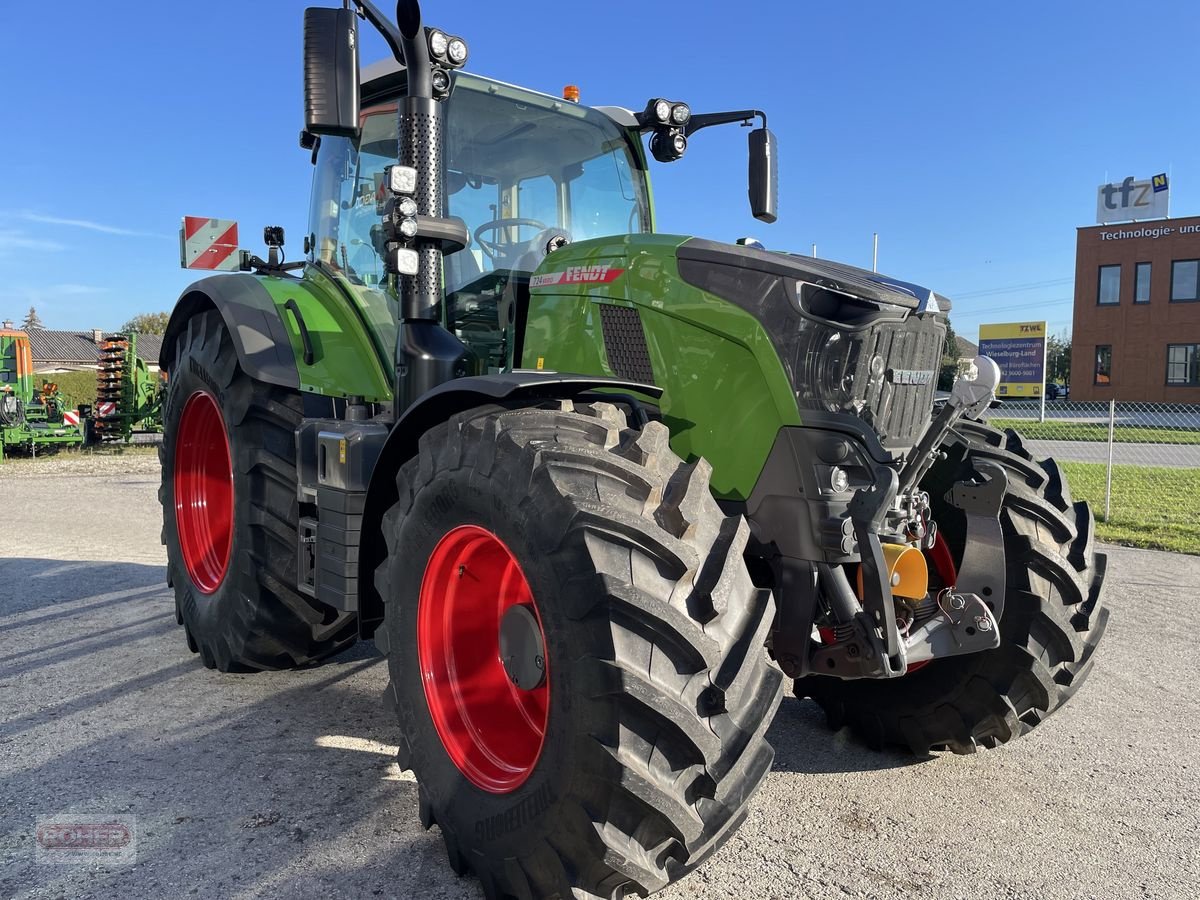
{"left": 356, "top": 0, "right": 477, "bottom": 415}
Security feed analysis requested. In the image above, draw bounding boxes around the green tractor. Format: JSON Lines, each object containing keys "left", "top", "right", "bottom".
{"left": 160, "top": 2, "right": 1109, "bottom": 896}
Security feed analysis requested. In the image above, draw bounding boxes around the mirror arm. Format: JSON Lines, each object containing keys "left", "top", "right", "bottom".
{"left": 351, "top": 0, "right": 405, "bottom": 62}
{"left": 684, "top": 109, "right": 767, "bottom": 138}
{"left": 351, "top": 0, "right": 432, "bottom": 97}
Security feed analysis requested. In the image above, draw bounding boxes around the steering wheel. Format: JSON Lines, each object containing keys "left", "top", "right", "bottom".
{"left": 474, "top": 218, "right": 548, "bottom": 261}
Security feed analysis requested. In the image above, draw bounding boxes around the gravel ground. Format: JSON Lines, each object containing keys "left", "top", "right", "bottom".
{"left": 1, "top": 459, "right": 1197, "bottom": 899}
{"left": 0, "top": 449, "right": 161, "bottom": 479}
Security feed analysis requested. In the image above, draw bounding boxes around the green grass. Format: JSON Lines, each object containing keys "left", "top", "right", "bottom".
{"left": 990, "top": 418, "right": 1200, "bottom": 444}
{"left": 1061, "top": 461, "right": 1200, "bottom": 555}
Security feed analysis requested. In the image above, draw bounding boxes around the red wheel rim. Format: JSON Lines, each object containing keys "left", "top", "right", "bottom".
{"left": 174, "top": 390, "right": 233, "bottom": 594}
{"left": 417, "top": 525, "right": 549, "bottom": 794}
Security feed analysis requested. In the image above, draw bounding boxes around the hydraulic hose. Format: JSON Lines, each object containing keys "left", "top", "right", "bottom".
{"left": 0, "top": 394, "right": 24, "bottom": 427}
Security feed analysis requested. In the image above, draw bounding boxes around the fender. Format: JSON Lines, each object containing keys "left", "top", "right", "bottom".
{"left": 161, "top": 274, "right": 302, "bottom": 387}
{"left": 161, "top": 271, "right": 394, "bottom": 402}
{"left": 357, "top": 372, "right": 663, "bottom": 637}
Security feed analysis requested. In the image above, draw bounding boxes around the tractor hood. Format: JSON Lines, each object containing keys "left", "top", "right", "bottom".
{"left": 676, "top": 238, "right": 951, "bottom": 315}
{"left": 673, "top": 237, "right": 948, "bottom": 452}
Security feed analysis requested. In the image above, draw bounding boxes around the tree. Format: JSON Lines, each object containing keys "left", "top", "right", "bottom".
{"left": 121, "top": 311, "right": 170, "bottom": 335}
{"left": 938, "top": 318, "right": 961, "bottom": 391}
{"left": 1046, "top": 329, "right": 1072, "bottom": 385}
{"left": 22, "top": 306, "right": 44, "bottom": 330}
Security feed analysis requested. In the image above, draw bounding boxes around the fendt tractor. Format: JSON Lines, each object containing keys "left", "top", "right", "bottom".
{"left": 160, "top": 2, "right": 1110, "bottom": 896}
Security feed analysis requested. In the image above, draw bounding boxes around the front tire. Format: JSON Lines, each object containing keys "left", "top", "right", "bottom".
{"left": 160, "top": 310, "right": 357, "bottom": 671}
{"left": 375, "top": 401, "right": 783, "bottom": 898}
{"left": 795, "top": 420, "right": 1109, "bottom": 754}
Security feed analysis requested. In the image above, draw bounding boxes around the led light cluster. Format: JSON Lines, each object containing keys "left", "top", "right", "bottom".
{"left": 426, "top": 29, "right": 468, "bottom": 67}
{"left": 641, "top": 98, "right": 692, "bottom": 163}
{"left": 648, "top": 98, "right": 690, "bottom": 126}
{"left": 384, "top": 165, "right": 420, "bottom": 276}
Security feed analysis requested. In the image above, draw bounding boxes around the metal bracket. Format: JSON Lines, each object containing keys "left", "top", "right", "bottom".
{"left": 767, "top": 558, "right": 819, "bottom": 678}
{"left": 948, "top": 459, "right": 1008, "bottom": 620}
{"left": 848, "top": 465, "right": 904, "bottom": 662}
{"left": 809, "top": 611, "right": 907, "bottom": 679}
{"left": 905, "top": 591, "right": 1000, "bottom": 664}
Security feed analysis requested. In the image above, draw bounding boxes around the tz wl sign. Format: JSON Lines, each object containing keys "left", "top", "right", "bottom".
{"left": 1096, "top": 174, "right": 1169, "bottom": 224}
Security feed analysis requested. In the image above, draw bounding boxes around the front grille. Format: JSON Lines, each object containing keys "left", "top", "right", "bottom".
{"left": 859, "top": 317, "right": 944, "bottom": 447}
{"left": 794, "top": 313, "right": 944, "bottom": 450}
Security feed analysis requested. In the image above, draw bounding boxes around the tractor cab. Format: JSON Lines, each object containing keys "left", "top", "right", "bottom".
{"left": 308, "top": 67, "right": 653, "bottom": 371}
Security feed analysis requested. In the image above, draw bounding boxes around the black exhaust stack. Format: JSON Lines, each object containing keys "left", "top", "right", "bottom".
{"left": 385, "top": 1, "right": 476, "bottom": 416}
{"left": 312, "top": 0, "right": 475, "bottom": 417}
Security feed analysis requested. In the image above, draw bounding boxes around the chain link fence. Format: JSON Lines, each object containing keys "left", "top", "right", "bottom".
{"left": 987, "top": 400, "right": 1200, "bottom": 554}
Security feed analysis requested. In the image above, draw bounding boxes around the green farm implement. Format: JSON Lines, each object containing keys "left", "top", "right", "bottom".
{"left": 0, "top": 328, "right": 85, "bottom": 459}
{"left": 159, "top": 3, "right": 1110, "bottom": 896}
{"left": 91, "top": 332, "right": 165, "bottom": 443}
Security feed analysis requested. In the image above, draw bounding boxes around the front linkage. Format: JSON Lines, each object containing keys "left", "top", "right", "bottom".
{"left": 800, "top": 357, "right": 1007, "bottom": 680}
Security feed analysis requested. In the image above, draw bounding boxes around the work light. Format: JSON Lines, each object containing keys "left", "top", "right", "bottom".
{"left": 428, "top": 29, "right": 449, "bottom": 59}
{"left": 447, "top": 38, "right": 468, "bottom": 66}
{"left": 671, "top": 103, "right": 691, "bottom": 125}
{"left": 649, "top": 129, "right": 687, "bottom": 163}
{"left": 390, "top": 246, "right": 419, "bottom": 276}
{"left": 388, "top": 165, "right": 418, "bottom": 195}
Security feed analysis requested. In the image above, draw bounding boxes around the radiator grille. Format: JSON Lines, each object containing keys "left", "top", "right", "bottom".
{"left": 858, "top": 316, "right": 944, "bottom": 448}
{"left": 794, "top": 313, "right": 945, "bottom": 451}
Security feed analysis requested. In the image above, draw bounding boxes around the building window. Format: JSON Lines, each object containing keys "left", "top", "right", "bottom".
{"left": 1166, "top": 344, "right": 1200, "bottom": 386}
{"left": 1135, "top": 262, "right": 1151, "bottom": 303}
{"left": 1172, "top": 260, "right": 1199, "bottom": 302}
{"left": 1097, "top": 265, "right": 1121, "bottom": 305}
{"left": 1094, "top": 345, "right": 1112, "bottom": 384}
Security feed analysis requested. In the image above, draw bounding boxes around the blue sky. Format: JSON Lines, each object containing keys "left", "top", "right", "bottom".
{"left": 1, "top": 1, "right": 1195, "bottom": 343}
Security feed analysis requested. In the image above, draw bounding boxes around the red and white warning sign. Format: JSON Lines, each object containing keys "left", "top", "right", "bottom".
{"left": 63, "top": 410, "right": 80, "bottom": 427}
{"left": 180, "top": 217, "right": 240, "bottom": 271}
{"left": 97, "top": 402, "right": 117, "bottom": 418}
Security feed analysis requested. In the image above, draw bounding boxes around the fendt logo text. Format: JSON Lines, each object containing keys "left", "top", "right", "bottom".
{"left": 530, "top": 266, "right": 626, "bottom": 289}
{"left": 888, "top": 369, "right": 934, "bottom": 386}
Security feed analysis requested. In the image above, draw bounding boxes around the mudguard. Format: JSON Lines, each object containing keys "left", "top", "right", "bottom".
{"left": 161, "top": 274, "right": 302, "bottom": 387}
{"left": 356, "top": 372, "right": 662, "bottom": 636}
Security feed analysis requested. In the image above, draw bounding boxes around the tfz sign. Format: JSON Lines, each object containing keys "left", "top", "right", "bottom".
{"left": 1096, "top": 174, "right": 1169, "bottom": 224}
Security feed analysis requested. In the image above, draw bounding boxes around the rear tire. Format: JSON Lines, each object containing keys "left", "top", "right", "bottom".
{"left": 375, "top": 401, "right": 783, "bottom": 898}
{"left": 794, "top": 419, "right": 1109, "bottom": 754}
{"left": 160, "top": 310, "right": 357, "bottom": 671}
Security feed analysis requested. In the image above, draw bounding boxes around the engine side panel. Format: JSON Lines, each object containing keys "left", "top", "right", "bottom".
{"left": 521, "top": 234, "right": 801, "bottom": 501}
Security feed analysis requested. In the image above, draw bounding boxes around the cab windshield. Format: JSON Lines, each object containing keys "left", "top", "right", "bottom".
{"left": 308, "top": 74, "right": 651, "bottom": 369}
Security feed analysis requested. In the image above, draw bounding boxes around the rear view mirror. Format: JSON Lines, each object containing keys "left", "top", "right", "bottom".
{"left": 748, "top": 128, "right": 778, "bottom": 224}
{"left": 304, "top": 7, "right": 361, "bottom": 138}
